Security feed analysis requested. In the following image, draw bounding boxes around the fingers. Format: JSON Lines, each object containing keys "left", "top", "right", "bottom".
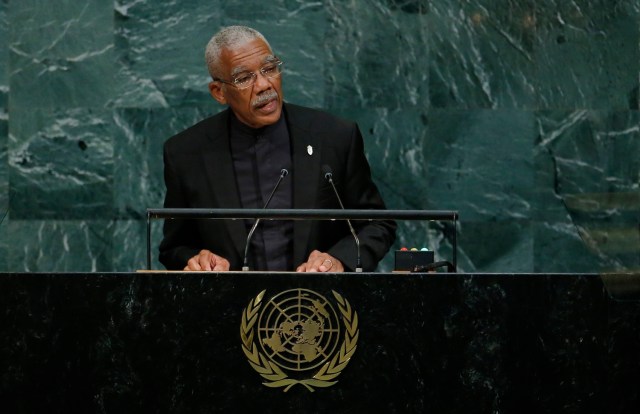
{"left": 297, "top": 250, "right": 322, "bottom": 272}
{"left": 318, "top": 258, "right": 334, "bottom": 272}
{"left": 212, "top": 256, "right": 230, "bottom": 271}
{"left": 296, "top": 250, "right": 344, "bottom": 273}
{"left": 184, "top": 250, "right": 230, "bottom": 271}
{"left": 183, "top": 249, "right": 342, "bottom": 272}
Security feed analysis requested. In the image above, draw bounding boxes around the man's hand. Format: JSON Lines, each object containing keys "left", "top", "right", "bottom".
{"left": 184, "top": 249, "right": 230, "bottom": 271}
{"left": 296, "top": 250, "right": 344, "bottom": 272}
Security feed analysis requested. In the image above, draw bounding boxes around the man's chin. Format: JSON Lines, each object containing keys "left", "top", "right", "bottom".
{"left": 253, "top": 106, "right": 282, "bottom": 127}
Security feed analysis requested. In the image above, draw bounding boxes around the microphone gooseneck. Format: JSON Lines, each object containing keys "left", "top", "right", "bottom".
{"left": 242, "top": 168, "right": 289, "bottom": 271}
{"left": 322, "top": 165, "right": 362, "bottom": 272}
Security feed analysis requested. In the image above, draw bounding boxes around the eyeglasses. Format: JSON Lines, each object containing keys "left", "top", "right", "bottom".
{"left": 214, "top": 60, "right": 284, "bottom": 90}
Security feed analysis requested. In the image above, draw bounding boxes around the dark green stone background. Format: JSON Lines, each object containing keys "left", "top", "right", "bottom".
{"left": 1, "top": 0, "right": 638, "bottom": 272}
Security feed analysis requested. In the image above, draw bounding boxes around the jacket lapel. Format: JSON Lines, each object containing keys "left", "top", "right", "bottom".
{"left": 201, "top": 109, "right": 248, "bottom": 260}
{"left": 286, "top": 104, "right": 322, "bottom": 266}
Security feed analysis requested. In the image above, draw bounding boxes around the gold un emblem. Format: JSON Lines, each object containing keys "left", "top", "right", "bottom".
{"left": 240, "top": 289, "right": 359, "bottom": 392}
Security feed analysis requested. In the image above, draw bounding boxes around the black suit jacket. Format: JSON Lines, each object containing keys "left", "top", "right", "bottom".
{"left": 159, "top": 103, "right": 396, "bottom": 271}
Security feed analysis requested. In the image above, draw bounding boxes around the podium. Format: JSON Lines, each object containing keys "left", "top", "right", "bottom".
{"left": 1, "top": 271, "right": 639, "bottom": 412}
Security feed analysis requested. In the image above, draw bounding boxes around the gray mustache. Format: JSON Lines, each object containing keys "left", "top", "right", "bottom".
{"left": 252, "top": 91, "right": 278, "bottom": 107}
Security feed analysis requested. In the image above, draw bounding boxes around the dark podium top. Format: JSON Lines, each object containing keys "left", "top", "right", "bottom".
{"left": 1, "top": 272, "right": 639, "bottom": 413}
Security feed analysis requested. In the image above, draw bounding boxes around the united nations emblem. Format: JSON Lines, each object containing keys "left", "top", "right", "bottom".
{"left": 240, "top": 289, "right": 359, "bottom": 392}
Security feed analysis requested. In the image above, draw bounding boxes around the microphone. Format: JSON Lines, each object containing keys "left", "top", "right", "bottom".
{"left": 322, "top": 165, "right": 362, "bottom": 272}
{"left": 242, "top": 168, "right": 289, "bottom": 271}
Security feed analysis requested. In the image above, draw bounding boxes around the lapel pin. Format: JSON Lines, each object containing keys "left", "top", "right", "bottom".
{"left": 307, "top": 145, "right": 313, "bottom": 155}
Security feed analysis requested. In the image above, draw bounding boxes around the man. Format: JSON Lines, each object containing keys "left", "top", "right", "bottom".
{"left": 159, "top": 26, "right": 395, "bottom": 272}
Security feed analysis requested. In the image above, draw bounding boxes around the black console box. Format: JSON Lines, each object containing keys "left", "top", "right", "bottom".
{"left": 394, "top": 250, "right": 434, "bottom": 271}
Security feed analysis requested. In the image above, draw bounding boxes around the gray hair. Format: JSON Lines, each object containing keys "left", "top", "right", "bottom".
{"left": 204, "top": 26, "right": 272, "bottom": 79}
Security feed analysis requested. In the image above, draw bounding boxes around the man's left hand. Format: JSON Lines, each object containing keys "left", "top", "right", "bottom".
{"left": 296, "top": 250, "right": 344, "bottom": 272}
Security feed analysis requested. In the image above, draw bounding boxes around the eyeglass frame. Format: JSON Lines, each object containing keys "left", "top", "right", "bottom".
{"left": 212, "top": 59, "right": 284, "bottom": 90}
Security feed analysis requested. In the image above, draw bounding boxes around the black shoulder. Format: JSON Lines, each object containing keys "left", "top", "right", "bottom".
{"left": 164, "top": 109, "right": 229, "bottom": 153}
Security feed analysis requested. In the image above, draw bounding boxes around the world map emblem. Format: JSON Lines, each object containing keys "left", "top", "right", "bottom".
{"left": 240, "top": 289, "right": 359, "bottom": 392}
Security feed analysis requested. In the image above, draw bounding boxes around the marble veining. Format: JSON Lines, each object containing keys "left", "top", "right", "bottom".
{"left": 1, "top": 0, "right": 638, "bottom": 272}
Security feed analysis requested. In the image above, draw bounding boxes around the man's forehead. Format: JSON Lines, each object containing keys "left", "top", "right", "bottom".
{"left": 229, "top": 54, "right": 277, "bottom": 76}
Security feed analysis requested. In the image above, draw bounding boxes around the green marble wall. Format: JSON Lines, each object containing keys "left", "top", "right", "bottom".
{"left": 1, "top": 0, "right": 638, "bottom": 272}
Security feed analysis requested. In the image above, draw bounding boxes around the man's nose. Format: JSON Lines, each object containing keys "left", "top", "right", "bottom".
{"left": 253, "top": 70, "right": 272, "bottom": 90}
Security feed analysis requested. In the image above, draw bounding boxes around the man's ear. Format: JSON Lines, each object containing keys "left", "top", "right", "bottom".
{"left": 209, "top": 81, "right": 227, "bottom": 104}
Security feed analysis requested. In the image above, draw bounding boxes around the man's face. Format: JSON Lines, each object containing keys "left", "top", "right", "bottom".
{"left": 209, "top": 38, "right": 283, "bottom": 129}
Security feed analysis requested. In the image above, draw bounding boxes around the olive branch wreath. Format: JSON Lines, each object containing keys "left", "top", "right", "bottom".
{"left": 240, "top": 289, "right": 359, "bottom": 392}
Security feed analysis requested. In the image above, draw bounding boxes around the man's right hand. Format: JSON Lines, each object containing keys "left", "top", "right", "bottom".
{"left": 184, "top": 249, "right": 230, "bottom": 271}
